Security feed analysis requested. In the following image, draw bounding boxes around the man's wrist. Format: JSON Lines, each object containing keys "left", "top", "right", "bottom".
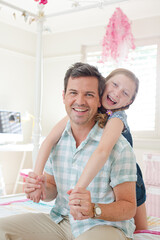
{"left": 92, "top": 203, "right": 102, "bottom": 218}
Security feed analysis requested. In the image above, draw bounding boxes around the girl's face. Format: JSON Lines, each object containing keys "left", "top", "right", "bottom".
{"left": 102, "top": 74, "right": 136, "bottom": 110}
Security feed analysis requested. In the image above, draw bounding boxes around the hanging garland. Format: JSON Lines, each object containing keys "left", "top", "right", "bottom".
{"left": 102, "top": 7, "right": 135, "bottom": 62}
{"left": 34, "top": 0, "right": 48, "bottom": 5}
{"left": 19, "top": 0, "right": 48, "bottom": 24}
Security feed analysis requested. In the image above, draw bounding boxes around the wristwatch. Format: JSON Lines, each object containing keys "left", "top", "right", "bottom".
{"left": 93, "top": 203, "right": 102, "bottom": 218}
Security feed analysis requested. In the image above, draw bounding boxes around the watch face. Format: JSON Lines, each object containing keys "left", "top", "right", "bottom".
{"left": 96, "top": 207, "right": 101, "bottom": 215}
{"left": 94, "top": 203, "right": 102, "bottom": 218}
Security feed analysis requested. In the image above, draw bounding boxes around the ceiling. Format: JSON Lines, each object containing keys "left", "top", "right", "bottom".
{"left": 0, "top": 0, "right": 160, "bottom": 33}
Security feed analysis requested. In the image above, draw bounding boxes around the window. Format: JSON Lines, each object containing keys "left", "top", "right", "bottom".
{"left": 84, "top": 39, "right": 160, "bottom": 139}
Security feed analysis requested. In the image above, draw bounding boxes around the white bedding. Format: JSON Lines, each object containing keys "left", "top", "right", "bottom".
{"left": 0, "top": 194, "right": 160, "bottom": 239}
{"left": 134, "top": 216, "right": 160, "bottom": 240}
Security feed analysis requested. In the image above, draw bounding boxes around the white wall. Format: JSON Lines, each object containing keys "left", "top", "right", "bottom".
{"left": 0, "top": 22, "right": 36, "bottom": 194}
{"left": 0, "top": 15, "right": 160, "bottom": 194}
{"left": 0, "top": 22, "right": 36, "bottom": 142}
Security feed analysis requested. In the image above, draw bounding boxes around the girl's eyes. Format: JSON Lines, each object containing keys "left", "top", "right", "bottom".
{"left": 112, "top": 82, "right": 118, "bottom": 87}
{"left": 123, "top": 91, "right": 131, "bottom": 98}
{"left": 123, "top": 91, "right": 128, "bottom": 96}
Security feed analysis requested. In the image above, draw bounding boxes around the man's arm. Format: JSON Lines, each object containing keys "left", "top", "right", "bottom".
{"left": 68, "top": 182, "right": 136, "bottom": 221}
{"left": 98, "top": 181, "right": 136, "bottom": 221}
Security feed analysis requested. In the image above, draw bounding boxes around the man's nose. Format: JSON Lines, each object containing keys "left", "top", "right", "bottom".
{"left": 76, "top": 94, "right": 85, "bottom": 104}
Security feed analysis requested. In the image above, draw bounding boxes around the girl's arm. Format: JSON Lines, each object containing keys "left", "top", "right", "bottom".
{"left": 34, "top": 116, "right": 68, "bottom": 175}
{"left": 75, "top": 118, "right": 124, "bottom": 188}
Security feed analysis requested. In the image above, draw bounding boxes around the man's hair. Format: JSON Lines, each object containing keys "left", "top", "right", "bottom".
{"left": 64, "top": 62, "right": 105, "bottom": 98}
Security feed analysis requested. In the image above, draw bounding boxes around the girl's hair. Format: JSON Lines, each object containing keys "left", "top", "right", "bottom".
{"left": 96, "top": 68, "right": 139, "bottom": 128}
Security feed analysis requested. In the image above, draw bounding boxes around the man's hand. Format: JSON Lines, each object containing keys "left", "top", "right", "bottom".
{"left": 24, "top": 172, "right": 46, "bottom": 201}
{"left": 68, "top": 187, "right": 94, "bottom": 220}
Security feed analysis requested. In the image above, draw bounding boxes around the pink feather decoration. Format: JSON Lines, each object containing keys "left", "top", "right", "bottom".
{"left": 102, "top": 7, "right": 135, "bottom": 62}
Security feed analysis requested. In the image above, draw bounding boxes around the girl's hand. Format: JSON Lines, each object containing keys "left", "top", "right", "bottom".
{"left": 28, "top": 188, "right": 42, "bottom": 203}
{"left": 24, "top": 172, "right": 46, "bottom": 201}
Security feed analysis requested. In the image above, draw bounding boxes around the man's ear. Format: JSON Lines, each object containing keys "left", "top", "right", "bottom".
{"left": 98, "top": 98, "right": 101, "bottom": 108}
{"left": 62, "top": 90, "right": 65, "bottom": 103}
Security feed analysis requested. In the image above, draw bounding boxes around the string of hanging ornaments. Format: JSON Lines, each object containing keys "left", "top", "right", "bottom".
{"left": 101, "top": 7, "right": 135, "bottom": 63}
{"left": 10, "top": 0, "right": 48, "bottom": 24}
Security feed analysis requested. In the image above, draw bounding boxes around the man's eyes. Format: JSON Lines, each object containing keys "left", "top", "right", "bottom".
{"left": 86, "top": 93, "right": 94, "bottom": 97}
{"left": 69, "top": 92, "right": 94, "bottom": 97}
{"left": 70, "top": 91, "right": 77, "bottom": 95}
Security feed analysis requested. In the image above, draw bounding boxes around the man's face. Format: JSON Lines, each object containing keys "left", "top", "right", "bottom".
{"left": 63, "top": 76, "right": 101, "bottom": 127}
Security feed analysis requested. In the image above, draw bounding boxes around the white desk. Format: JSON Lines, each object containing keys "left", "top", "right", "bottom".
{"left": 0, "top": 144, "right": 33, "bottom": 152}
{"left": 0, "top": 144, "right": 33, "bottom": 194}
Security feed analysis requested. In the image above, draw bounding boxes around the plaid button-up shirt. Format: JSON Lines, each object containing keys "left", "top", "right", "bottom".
{"left": 44, "top": 121, "right": 137, "bottom": 239}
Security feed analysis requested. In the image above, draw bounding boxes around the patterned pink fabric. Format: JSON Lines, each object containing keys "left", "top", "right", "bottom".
{"left": 144, "top": 153, "right": 160, "bottom": 186}
{"left": 134, "top": 230, "right": 160, "bottom": 235}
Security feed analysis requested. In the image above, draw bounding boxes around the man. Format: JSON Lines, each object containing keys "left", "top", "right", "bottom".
{"left": 0, "top": 63, "right": 137, "bottom": 240}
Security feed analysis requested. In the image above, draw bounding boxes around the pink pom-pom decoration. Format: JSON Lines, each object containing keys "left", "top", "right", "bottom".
{"left": 102, "top": 7, "right": 135, "bottom": 62}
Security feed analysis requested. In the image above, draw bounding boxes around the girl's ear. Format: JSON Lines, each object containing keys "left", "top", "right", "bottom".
{"left": 128, "top": 99, "right": 133, "bottom": 105}
{"left": 126, "top": 99, "right": 133, "bottom": 107}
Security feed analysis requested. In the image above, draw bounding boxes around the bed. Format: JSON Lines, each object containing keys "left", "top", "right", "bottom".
{"left": 134, "top": 216, "right": 160, "bottom": 240}
{"left": 0, "top": 194, "right": 160, "bottom": 240}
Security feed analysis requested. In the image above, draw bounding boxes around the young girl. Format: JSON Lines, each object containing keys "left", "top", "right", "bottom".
{"left": 30, "top": 68, "right": 147, "bottom": 230}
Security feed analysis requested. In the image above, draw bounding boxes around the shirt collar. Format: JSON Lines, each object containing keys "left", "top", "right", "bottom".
{"left": 62, "top": 120, "right": 103, "bottom": 143}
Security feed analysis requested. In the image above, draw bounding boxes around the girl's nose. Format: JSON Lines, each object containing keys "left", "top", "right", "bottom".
{"left": 114, "top": 89, "right": 121, "bottom": 98}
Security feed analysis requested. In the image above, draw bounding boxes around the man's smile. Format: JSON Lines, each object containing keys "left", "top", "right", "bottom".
{"left": 73, "top": 108, "right": 88, "bottom": 112}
